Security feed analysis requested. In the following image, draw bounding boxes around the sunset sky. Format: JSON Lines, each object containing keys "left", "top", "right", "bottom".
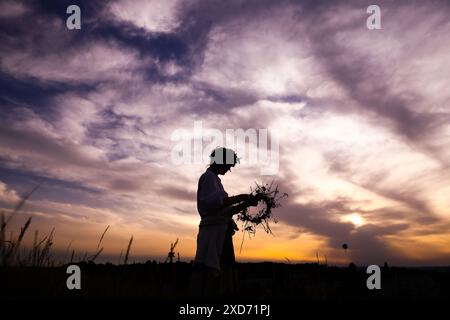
{"left": 1, "top": 0, "right": 450, "bottom": 266}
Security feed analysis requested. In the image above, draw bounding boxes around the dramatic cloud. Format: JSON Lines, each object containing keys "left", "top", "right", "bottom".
{"left": 0, "top": 0, "right": 449, "bottom": 265}
{"left": 108, "top": 0, "right": 182, "bottom": 33}
{"left": 0, "top": 181, "right": 20, "bottom": 205}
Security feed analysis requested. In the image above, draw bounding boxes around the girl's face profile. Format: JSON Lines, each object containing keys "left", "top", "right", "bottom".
{"left": 217, "top": 164, "right": 233, "bottom": 175}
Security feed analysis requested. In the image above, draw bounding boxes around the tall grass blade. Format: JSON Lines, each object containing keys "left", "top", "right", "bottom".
{"left": 96, "top": 225, "right": 110, "bottom": 251}
{"left": 124, "top": 236, "right": 133, "bottom": 265}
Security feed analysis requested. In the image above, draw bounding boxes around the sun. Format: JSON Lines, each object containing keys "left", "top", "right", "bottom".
{"left": 341, "top": 213, "right": 366, "bottom": 227}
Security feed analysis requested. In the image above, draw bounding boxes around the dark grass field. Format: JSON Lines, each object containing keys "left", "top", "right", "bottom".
{"left": 2, "top": 262, "right": 449, "bottom": 300}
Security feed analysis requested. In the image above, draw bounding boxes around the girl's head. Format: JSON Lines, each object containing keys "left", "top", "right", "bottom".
{"left": 209, "top": 147, "right": 239, "bottom": 175}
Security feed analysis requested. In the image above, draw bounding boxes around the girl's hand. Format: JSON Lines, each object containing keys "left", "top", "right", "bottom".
{"left": 247, "top": 195, "right": 259, "bottom": 207}
{"left": 236, "top": 194, "right": 253, "bottom": 203}
{"left": 254, "top": 193, "right": 265, "bottom": 201}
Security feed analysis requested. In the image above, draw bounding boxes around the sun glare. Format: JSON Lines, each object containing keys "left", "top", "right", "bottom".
{"left": 341, "top": 213, "right": 366, "bottom": 227}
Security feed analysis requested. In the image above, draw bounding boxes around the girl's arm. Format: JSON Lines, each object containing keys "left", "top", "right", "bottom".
{"left": 226, "top": 196, "right": 259, "bottom": 217}
{"left": 223, "top": 194, "right": 252, "bottom": 207}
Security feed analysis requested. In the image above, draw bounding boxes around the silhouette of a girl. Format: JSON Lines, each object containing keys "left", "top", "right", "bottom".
{"left": 190, "top": 147, "right": 260, "bottom": 297}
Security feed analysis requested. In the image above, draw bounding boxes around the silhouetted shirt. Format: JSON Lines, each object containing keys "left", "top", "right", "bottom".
{"left": 197, "top": 167, "right": 231, "bottom": 225}
{"left": 195, "top": 167, "right": 232, "bottom": 270}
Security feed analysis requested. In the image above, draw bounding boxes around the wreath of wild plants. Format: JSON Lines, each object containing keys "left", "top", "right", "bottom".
{"left": 237, "top": 181, "right": 288, "bottom": 252}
